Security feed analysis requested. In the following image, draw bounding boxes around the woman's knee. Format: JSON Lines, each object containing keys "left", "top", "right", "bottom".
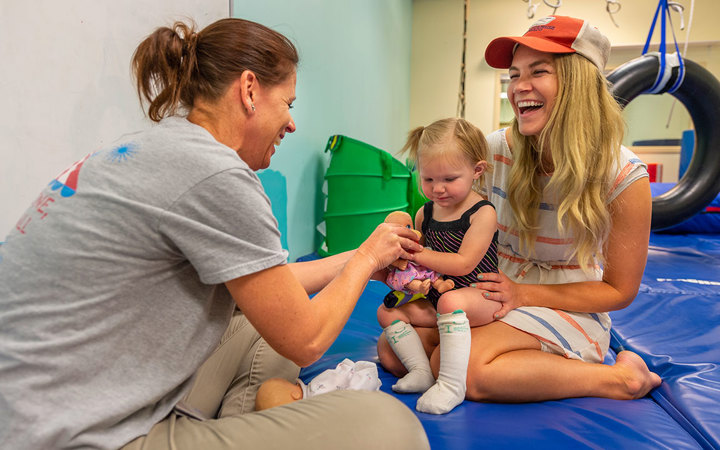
{"left": 330, "top": 391, "right": 430, "bottom": 449}
{"left": 253, "top": 339, "right": 301, "bottom": 382}
{"left": 465, "top": 364, "right": 493, "bottom": 402}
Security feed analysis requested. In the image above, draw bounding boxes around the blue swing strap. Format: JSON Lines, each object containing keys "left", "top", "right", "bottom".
{"left": 642, "top": 0, "right": 685, "bottom": 94}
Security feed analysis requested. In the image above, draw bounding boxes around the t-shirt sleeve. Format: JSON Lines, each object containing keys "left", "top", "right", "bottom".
{"left": 158, "top": 168, "right": 288, "bottom": 285}
{"left": 481, "top": 129, "right": 507, "bottom": 198}
{"left": 607, "top": 146, "right": 649, "bottom": 204}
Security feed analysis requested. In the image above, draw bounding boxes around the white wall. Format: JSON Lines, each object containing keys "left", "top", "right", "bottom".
{"left": 0, "top": 1, "right": 228, "bottom": 238}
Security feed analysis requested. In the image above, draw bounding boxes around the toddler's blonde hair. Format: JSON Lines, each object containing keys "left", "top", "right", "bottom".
{"left": 401, "top": 118, "right": 491, "bottom": 193}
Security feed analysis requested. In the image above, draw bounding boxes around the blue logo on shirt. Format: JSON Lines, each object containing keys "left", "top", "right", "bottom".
{"left": 108, "top": 143, "right": 137, "bottom": 163}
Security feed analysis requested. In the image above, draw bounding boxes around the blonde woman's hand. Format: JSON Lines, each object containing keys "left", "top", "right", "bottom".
{"left": 356, "top": 222, "right": 423, "bottom": 273}
{"left": 472, "top": 270, "right": 522, "bottom": 319}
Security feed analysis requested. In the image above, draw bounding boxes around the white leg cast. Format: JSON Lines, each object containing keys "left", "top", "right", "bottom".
{"left": 384, "top": 320, "right": 435, "bottom": 393}
{"left": 416, "top": 310, "right": 470, "bottom": 414}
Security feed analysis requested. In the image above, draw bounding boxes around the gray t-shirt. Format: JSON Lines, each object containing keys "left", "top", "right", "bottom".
{"left": 0, "top": 117, "right": 288, "bottom": 449}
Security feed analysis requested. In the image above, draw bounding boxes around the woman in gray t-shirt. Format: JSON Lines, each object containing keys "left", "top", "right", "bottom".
{"left": 0, "top": 18, "right": 428, "bottom": 450}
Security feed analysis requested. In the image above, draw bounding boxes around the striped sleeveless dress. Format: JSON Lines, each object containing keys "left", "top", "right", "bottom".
{"left": 421, "top": 200, "right": 499, "bottom": 307}
{"left": 483, "top": 129, "right": 648, "bottom": 363}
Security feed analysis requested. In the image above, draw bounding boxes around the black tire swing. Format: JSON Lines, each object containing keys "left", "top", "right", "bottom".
{"left": 608, "top": 55, "right": 720, "bottom": 230}
{"left": 606, "top": 0, "right": 720, "bottom": 230}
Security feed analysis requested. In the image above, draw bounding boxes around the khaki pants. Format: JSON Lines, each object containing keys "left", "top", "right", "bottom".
{"left": 123, "top": 311, "right": 429, "bottom": 450}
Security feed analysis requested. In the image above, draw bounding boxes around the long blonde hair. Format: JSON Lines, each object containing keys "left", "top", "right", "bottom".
{"left": 506, "top": 53, "right": 624, "bottom": 270}
{"left": 401, "top": 118, "right": 491, "bottom": 193}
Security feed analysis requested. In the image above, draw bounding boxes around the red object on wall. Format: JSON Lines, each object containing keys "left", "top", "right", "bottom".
{"left": 646, "top": 163, "right": 663, "bottom": 182}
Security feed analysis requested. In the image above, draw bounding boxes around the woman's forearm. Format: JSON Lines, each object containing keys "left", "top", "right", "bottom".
{"left": 287, "top": 250, "right": 356, "bottom": 295}
{"left": 514, "top": 278, "right": 636, "bottom": 313}
{"left": 226, "top": 255, "right": 376, "bottom": 368}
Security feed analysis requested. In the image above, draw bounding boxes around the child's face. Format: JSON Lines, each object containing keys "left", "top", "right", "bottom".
{"left": 418, "top": 147, "right": 481, "bottom": 209}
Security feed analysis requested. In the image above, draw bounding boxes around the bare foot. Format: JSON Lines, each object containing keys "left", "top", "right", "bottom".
{"left": 613, "top": 351, "right": 662, "bottom": 399}
{"left": 255, "top": 378, "right": 303, "bottom": 411}
{"left": 434, "top": 279, "right": 455, "bottom": 294}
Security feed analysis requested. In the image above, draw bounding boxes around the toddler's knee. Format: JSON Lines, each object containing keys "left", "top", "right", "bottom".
{"left": 377, "top": 304, "right": 403, "bottom": 328}
{"left": 436, "top": 290, "right": 466, "bottom": 315}
{"left": 376, "top": 304, "right": 389, "bottom": 326}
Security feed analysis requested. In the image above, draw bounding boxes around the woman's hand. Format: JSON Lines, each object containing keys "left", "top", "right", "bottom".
{"left": 472, "top": 270, "right": 523, "bottom": 319}
{"left": 357, "top": 222, "right": 423, "bottom": 273}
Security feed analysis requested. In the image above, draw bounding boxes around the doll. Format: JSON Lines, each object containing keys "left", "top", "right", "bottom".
{"left": 384, "top": 211, "right": 454, "bottom": 296}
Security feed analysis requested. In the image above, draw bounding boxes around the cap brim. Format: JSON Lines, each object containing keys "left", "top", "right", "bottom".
{"left": 484, "top": 36, "right": 576, "bottom": 69}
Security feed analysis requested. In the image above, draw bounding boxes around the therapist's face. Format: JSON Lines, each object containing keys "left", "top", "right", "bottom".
{"left": 243, "top": 72, "right": 297, "bottom": 170}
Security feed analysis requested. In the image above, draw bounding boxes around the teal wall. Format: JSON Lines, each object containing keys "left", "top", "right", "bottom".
{"left": 233, "top": 0, "right": 413, "bottom": 261}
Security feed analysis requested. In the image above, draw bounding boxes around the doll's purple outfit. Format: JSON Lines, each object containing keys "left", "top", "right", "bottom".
{"left": 386, "top": 262, "right": 442, "bottom": 294}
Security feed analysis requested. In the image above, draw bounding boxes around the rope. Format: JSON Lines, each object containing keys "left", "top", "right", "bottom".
{"left": 666, "top": 0, "right": 695, "bottom": 128}
{"left": 642, "top": 0, "right": 685, "bottom": 94}
{"left": 457, "top": 0, "right": 468, "bottom": 119}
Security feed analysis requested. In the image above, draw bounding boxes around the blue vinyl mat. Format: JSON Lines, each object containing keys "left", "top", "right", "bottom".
{"left": 300, "top": 232, "right": 720, "bottom": 449}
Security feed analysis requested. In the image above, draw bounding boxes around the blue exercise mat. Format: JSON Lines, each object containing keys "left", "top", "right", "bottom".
{"left": 301, "top": 237, "right": 719, "bottom": 450}
{"left": 610, "top": 232, "right": 720, "bottom": 449}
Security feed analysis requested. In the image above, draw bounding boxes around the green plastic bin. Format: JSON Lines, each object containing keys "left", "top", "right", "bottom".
{"left": 407, "top": 169, "right": 429, "bottom": 221}
{"left": 321, "top": 135, "right": 410, "bottom": 255}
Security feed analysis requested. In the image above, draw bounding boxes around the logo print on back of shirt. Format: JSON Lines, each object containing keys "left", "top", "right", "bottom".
{"left": 107, "top": 143, "right": 137, "bottom": 163}
{"left": 49, "top": 153, "right": 91, "bottom": 198}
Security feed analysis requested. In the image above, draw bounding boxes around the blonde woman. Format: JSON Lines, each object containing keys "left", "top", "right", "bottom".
{"left": 378, "top": 15, "right": 662, "bottom": 403}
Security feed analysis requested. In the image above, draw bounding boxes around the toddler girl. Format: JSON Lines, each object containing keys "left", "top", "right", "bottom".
{"left": 377, "top": 118, "right": 500, "bottom": 414}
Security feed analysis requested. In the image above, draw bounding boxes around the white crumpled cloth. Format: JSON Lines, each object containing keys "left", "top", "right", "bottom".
{"left": 299, "top": 358, "right": 382, "bottom": 398}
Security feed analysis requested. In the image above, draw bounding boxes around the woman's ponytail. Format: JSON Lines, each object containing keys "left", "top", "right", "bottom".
{"left": 132, "top": 21, "right": 197, "bottom": 122}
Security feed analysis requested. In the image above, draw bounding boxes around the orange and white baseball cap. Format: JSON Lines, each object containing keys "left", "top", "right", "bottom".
{"left": 484, "top": 15, "right": 610, "bottom": 71}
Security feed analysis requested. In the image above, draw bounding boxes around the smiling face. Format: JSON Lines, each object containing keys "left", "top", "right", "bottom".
{"left": 508, "top": 45, "right": 558, "bottom": 137}
{"left": 244, "top": 72, "right": 297, "bottom": 170}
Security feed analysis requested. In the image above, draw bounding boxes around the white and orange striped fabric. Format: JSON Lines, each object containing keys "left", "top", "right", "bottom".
{"left": 483, "top": 129, "right": 648, "bottom": 362}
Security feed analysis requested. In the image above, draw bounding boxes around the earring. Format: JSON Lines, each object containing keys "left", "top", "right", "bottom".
{"left": 251, "top": 103, "right": 256, "bottom": 112}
